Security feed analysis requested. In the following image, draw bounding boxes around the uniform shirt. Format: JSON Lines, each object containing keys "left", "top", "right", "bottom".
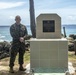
{"left": 10, "top": 23, "right": 28, "bottom": 41}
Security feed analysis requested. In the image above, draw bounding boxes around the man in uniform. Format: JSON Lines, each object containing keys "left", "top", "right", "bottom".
{"left": 9, "top": 15, "right": 28, "bottom": 73}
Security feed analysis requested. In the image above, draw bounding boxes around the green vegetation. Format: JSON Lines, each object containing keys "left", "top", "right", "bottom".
{"left": 68, "top": 51, "right": 76, "bottom": 67}
{"left": 0, "top": 51, "right": 30, "bottom": 69}
{"left": 69, "top": 52, "right": 76, "bottom": 60}
{"left": 0, "top": 51, "right": 76, "bottom": 75}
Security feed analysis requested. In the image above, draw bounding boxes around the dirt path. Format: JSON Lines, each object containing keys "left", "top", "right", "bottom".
{"left": 0, "top": 58, "right": 29, "bottom": 75}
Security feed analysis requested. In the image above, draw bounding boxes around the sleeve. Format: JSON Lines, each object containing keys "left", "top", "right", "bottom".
{"left": 24, "top": 26, "right": 31, "bottom": 40}
{"left": 25, "top": 26, "right": 28, "bottom": 35}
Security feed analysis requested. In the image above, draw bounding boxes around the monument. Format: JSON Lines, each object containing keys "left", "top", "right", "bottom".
{"left": 36, "top": 14, "right": 61, "bottom": 39}
{"left": 30, "top": 14, "right": 68, "bottom": 74}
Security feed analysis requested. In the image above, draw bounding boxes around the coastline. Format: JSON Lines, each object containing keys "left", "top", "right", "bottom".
{"left": 0, "top": 24, "right": 76, "bottom": 41}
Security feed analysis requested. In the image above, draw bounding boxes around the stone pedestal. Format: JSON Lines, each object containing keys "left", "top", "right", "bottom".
{"left": 30, "top": 14, "right": 68, "bottom": 74}
{"left": 30, "top": 38, "right": 68, "bottom": 69}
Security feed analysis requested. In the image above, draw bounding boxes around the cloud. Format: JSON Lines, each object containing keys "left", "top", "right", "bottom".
{"left": 67, "top": 15, "right": 76, "bottom": 21}
{"left": 9, "top": 16, "right": 15, "bottom": 20}
{"left": 0, "top": 2, "right": 26, "bottom": 9}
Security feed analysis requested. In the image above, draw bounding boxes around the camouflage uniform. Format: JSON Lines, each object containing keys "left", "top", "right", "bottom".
{"left": 9, "top": 23, "right": 28, "bottom": 68}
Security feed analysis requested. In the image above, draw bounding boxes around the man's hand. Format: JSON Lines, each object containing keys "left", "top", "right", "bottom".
{"left": 20, "top": 37, "right": 24, "bottom": 42}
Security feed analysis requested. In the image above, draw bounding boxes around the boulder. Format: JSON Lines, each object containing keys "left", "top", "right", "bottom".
{"left": 68, "top": 43, "right": 74, "bottom": 51}
{"left": 74, "top": 40, "right": 76, "bottom": 55}
{"left": 74, "top": 35, "right": 76, "bottom": 39}
{"left": 68, "top": 35, "right": 76, "bottom": 51}
{"left": 68, "top": 37, "right": 74, "bottom": 43}
{"left": 69, "top": 34, "right": 76, "bottom": 40}
{"left": 0, "top": 44, "right": 3, "bottom": 52}
{"left": 0, "top": 41, "right": 11, "bottom": 59}
{"left": 25, "top": 41, "right": 30, "bottom": 51}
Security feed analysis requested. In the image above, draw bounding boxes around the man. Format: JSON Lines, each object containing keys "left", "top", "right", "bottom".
{"left": 9, "top": 15, "right": 28, "bottom": 73}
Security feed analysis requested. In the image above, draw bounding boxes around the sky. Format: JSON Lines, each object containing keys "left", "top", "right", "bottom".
{"left": 0, "top": 0, "right": 76, "bottom": 26}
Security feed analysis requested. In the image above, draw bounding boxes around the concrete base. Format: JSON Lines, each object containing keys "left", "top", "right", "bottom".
{"left": 33, "top": 68, "right": 67, "bottom": 75}
{"left": 30, "top": 38, "right": 68, "bottom": 69}
{"left": 25, "top": 62, "right": 75, "bottom": 75}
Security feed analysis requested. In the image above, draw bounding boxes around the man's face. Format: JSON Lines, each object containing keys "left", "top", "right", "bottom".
{"left": 15, "top": 16, "right": 21, "bottom": 24}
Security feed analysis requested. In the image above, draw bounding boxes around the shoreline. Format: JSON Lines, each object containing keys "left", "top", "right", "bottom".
{"left": 0, "top": 25, "right": 76, "bottom": 41}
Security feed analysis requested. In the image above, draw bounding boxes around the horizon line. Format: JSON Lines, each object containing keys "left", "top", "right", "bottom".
{"left": 0, "top": 24, "right": 76, "bottom": 26}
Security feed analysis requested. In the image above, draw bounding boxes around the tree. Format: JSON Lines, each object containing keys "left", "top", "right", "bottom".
{"left": 29, "top": 0, "right": 36, "bottom": 38}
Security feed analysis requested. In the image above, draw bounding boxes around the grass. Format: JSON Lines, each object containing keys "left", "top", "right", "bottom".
{"left": 15, "top": 51, "right": 30, "bottom": 67}
{"left": 68, "top": 52, "right": 76, "bottom": 60}
{"left": 0, "top": 51, "right": 30, "bottom": 75}
{"left": 68, "top": 51, "right": 76, "bottom": 67}
{"left": 0, "top": 51, "right": 76, "bottom": 67}
{"left": 0, "top": 51, "right": 76, "bottom": 75}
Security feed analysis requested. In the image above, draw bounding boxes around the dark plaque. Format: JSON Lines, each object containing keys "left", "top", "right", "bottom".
{"left": 43, "top": 20, "right": 55, "bottom": 32}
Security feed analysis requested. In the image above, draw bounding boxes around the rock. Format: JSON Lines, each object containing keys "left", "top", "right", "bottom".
{"left": 3, "top": 41, "right": 11, "bottom": 52}
{"left": 68, "top": 36, "right": 76, "bottom": 51}
{"left": 0, "top": 40, "right": 30, "bottom": 59}
{"left": 0, "top": 53, "right": 9, "bottom": 59}
{"left": 69, "top": 34, "right": 76, "bottom": 40}
{"left": 65, "top": 71, "right": 70, "bottom": 75}
{"left": 69, "top": 34, "right": 75, "bottom": 39}
{"left": 25, "top": 63, "right": 30, "bottom": 74}
{"left": 68, "top": 43, "right": 74, "bottom": 51}
{"left": 0, "top": 44, "right": 3, "bottom": 52}
{"left": 68, "top": 37, "right": 74, "bottom": 43}
{"left": 68, "top": 62, "right": 75, "bottom": 75}
{"left": 74, "top": 40, "right": 76, "bottom": 55}
{"left": 25, "top": 41, "right": 30, "bottom": 51}
{"left": 0, "top": 41, "right": 11, "bottom": 59}
{"left": 75, "top": 68, "right": 76, "bottom": 72}
{"left": 0, "top": 39, "right": 31, "bottom": 59}
{"left": 25, "top": 35, "right": 32, "bottom": 40}
{"left": 74, "top": 35, "right": 76, "bottom": 39}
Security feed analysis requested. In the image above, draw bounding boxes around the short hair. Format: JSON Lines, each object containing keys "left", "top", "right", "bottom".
{"left": 15, "top": 15, "right": 21, "bottom": 20}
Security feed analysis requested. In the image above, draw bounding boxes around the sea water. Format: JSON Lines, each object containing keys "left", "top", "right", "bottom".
{"left": 62, "top": 25, "right": 76, "bottom": 37}
{"left": 0, "top": 26, "right": 31, "bottom": 41}
{"left": 0, "top": 25, "right": 76, "bottom": 41}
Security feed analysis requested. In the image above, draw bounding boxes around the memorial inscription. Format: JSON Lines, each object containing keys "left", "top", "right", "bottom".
{"left": 43, "top": 20, "right": 55, "bottom": 32}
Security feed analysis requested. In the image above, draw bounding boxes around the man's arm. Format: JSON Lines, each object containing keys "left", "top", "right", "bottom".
{"left": 25, "top": 26, "right": 28, "bottom": 35}
{"left": 23, "top": 26, "right": 28, "bottom": 40}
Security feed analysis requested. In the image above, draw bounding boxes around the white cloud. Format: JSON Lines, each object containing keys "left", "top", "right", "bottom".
{"left": 67, "top": 15, "right": 76, "bottom": 21}
{"left": 9, "top": 16, "right": 15, "bottom": 20}
{"left": 0, "top": 2, "right": 26, "bottom": 9}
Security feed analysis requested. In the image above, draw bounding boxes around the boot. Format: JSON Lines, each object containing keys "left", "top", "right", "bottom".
{"left": 9, "top": 67, "right": 14, "bottom": 73}
{"left": 19, "top": 65, "right": 26, "bottom": 71}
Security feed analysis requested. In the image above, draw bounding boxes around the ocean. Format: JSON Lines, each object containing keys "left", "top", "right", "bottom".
{"left": 0, "top": 26, "right": 31, "bottom": 42}
{"left": 62, "top": 25, "right": 76, "bottom": 37}
{"left": 0, "top": 25, "right": 76, "bottom": 42}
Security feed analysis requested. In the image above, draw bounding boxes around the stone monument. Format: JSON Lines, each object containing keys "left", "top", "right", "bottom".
{"left": 36, "top": 14, "right": 61, "bottom": 39}
{"left": 30, "top": 14, "right": 68, "bottom": 74}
